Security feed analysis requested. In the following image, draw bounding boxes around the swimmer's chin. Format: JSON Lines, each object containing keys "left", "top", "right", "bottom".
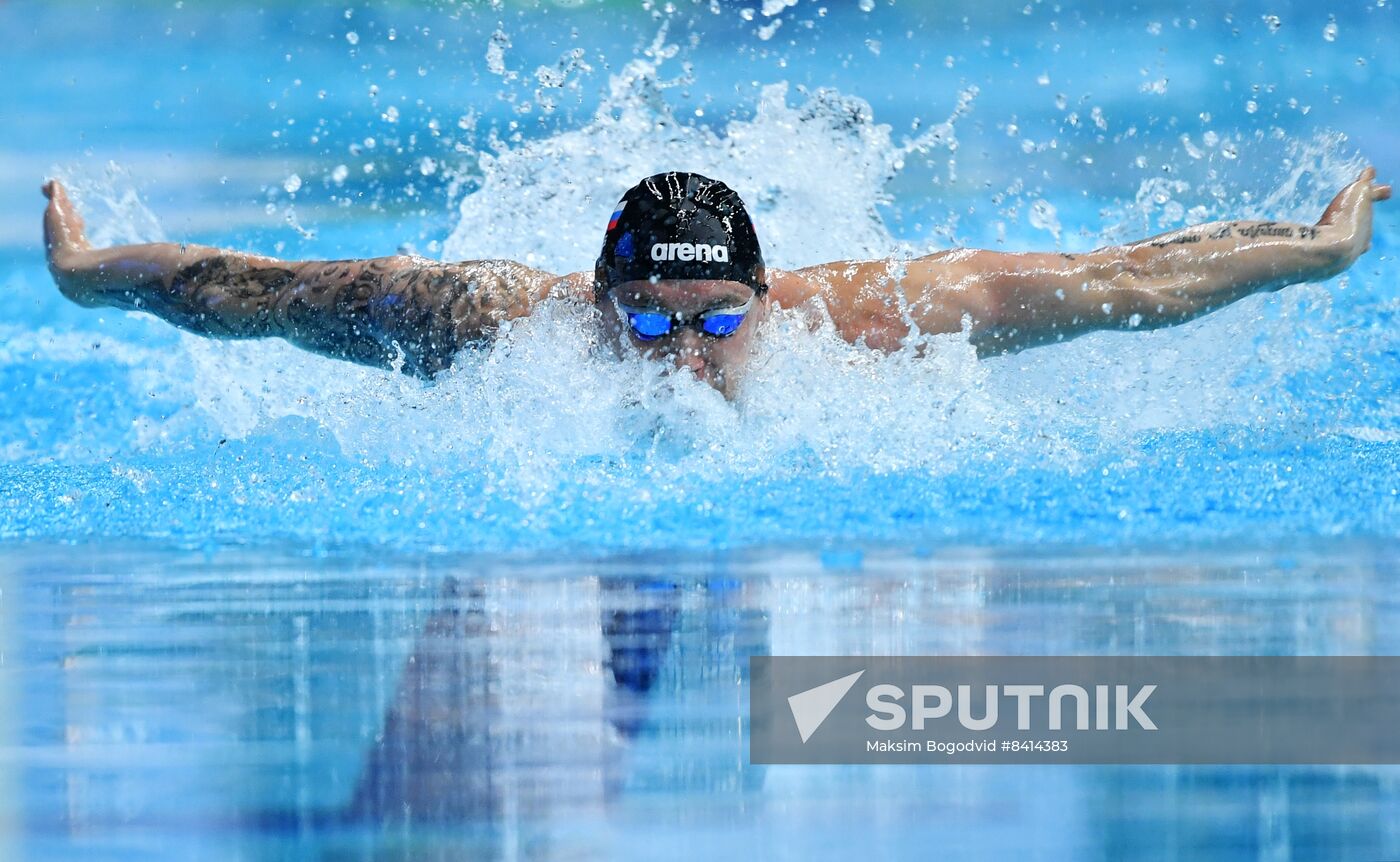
{"left": 697, "top": 367, "right": 741, "bottom": 399}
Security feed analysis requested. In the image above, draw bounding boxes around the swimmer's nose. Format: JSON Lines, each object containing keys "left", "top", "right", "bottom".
{"left": 668, "top": 331, "right": 707, "bottom": 375}
{"left": 673, "top": 348, "right": 706, "bottom": 376}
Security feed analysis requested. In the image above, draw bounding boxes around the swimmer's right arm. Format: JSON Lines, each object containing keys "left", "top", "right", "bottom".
{"left": 42, "top": 180, "right": 571, "bottom": 377}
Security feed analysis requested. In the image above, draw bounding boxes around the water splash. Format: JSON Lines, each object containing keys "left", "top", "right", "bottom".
{"left": 6, "top": 36, "right": 1393, "bottom": 551}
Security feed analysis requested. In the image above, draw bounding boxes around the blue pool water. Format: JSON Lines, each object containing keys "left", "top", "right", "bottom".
{"left": 2, "top": 0, "right": 1399, "bottom": 857}
{"left": 6, "top": 542, "right": 1400, "bottom": 860}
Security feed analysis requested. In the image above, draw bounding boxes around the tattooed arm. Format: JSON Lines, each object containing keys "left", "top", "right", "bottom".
{"left": 772, "top": 167, "right": 1390, "bottom": 355}
{"left": 42, "top": 181, "right": 570, "bottom": 377}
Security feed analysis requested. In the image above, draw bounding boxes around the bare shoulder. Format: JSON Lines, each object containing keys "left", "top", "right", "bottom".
{"left": 433, "top": 263, "right": 601, "bottom": 342}
{"left": 765, "top": 249, "right": 1037, "bottom": 350}
{"left": 764, "top": 263, "right": 910, "bottom": 351}
{"left": 417, "top": 260, "right": 564, "bottom": 335}
{"left": 764, "top": 267, "right": 821, "bottom": 308}
{"left": 770, "top": 256, "right": 943, "bottom": 305}
{"left": 441, "top": 259, "right": 585, "bottom": 299}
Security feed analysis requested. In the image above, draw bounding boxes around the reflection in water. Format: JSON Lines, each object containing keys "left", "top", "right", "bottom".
{"left": 342, "top": 570, "right": 768, "bottom": 860}
{"left": 6, "top": 542, "right": 1400, "bottom": 859}
{"left": 0, "top": 557, "right": 18, "bottom": 861}
{"left": 345, "top": 575, "right": 710, "bottom": 827}
{"left": 347, "top": 578, "right": 515, "bottom": 823}
{"left": 601, "top": 578, "right": 681, "bottom": 735}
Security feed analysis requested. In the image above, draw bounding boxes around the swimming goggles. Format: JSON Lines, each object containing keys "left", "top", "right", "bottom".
{"left": 614, "top": 294, "right": 754, "bottom": 341}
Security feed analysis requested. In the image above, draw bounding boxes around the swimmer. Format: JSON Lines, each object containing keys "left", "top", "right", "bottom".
{"left": 43, "top": 169, "right": 1389, "bottom": 398}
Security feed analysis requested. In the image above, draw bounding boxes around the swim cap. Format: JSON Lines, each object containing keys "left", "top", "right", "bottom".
{"left": 595, "top": 172, "right": 766, "bottom": 296}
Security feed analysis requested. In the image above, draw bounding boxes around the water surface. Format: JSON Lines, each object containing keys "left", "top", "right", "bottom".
{"left": 4, "top": 540, "right": 1400, "bottom": 859}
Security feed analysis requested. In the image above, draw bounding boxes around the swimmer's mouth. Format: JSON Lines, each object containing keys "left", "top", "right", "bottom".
{"left": 662, "top": 362, "right": 724, "bottom": 392}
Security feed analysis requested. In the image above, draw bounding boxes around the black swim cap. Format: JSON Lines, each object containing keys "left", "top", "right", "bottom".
{"left": 595, "top": 172, "right": 766, "bottom": 296}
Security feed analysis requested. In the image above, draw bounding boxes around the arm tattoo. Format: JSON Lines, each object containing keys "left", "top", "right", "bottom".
{"left": 1144, "top": 220, "right": 1325, "bottom": 250}
{"left": 1147, "top": 233, "right": 1202, "bottom": 248}
{"left": 1235, "top": 221, "right": 1295, "bottom": 239}
{"left": 134, "top": 255, "right": 296, "bottom": 337}
{"left": 132, "top": 254, "right": 539, "bottom": 378}
{"left": 1216, "top": 222, "right": 1322, "bottom": 241}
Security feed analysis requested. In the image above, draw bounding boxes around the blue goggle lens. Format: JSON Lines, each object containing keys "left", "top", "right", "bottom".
{"left": 701, "top": 313, "right": 746, "bottom": 337}
{"left": 626, "top": 311, "right": 673, "bottom": 340}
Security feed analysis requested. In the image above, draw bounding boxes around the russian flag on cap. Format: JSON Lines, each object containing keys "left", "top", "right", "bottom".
{"left": 607, "top": 201, "right": 626, "bottom": 231}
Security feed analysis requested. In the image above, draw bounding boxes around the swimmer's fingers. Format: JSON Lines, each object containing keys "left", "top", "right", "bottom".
{"left": 42, "top": 178, "right": 92, "bottom": 269}
{"left": 1318, "top": 169, "right": 1374, "bottom": 226}
{"left": 42, "top": 181, "right": 62, "bottom": 258}
{"left": 1356, "top": 166, "right": 1390, "bottom": 202}
{"left": 1309, "top": 167, "right": 1385, "bottom": 265}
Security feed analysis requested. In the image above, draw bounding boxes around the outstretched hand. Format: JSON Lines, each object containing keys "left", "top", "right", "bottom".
{"left": 41, "top": 179, "right": 100, "bottom": 306}
{"left": 1318, "top": 166, "right": 1391, "bottom": 270}
{"left": 42, "top": 179, "right": 91, "bottom": 260}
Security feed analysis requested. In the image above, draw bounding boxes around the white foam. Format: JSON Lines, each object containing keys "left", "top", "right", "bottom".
{"left": 51, "top": 40, "right": 1367, "bottom": 498}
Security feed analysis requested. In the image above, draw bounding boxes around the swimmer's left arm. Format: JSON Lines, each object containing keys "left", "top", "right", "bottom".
{"left": 781, "top": 168, "right": 1388, "bottom": 356}
{"left": 903, "top": 167, "right": 1390, "bottom": 355}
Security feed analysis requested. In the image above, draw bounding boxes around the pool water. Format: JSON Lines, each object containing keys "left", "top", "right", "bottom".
{"left": 5, "top": 541, "right": 1400, "bottom": 860}
{"left": 2, "top": 0, "right": 1399, "bottom": 857}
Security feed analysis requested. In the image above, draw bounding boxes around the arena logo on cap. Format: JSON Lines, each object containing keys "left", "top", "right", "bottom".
{"left": 651, "top": 242, "right": 730, "bottom": 263}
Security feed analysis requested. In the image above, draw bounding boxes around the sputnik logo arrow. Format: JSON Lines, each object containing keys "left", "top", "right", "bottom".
{"left": 788, "top": 670, "right": 865, "bottom": 743}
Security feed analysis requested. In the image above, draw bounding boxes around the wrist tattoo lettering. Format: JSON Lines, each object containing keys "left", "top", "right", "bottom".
{"left": 1236, "top": 221, "right": 1294, "bottom": 239}
{"left": 1147, "top": 233, "right": 1202, "bottom": 248}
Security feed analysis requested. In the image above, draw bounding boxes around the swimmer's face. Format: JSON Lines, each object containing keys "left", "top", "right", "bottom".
{"left": 599, "top": 278, "right": 768, "bottom": 398}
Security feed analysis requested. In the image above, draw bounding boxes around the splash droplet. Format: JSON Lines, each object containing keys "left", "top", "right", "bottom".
{"left": 1029, "top": 198, "right": 1061, "bottom": 243}
{"left": 486, "top": 30, "right": 511, "bottom": 76}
